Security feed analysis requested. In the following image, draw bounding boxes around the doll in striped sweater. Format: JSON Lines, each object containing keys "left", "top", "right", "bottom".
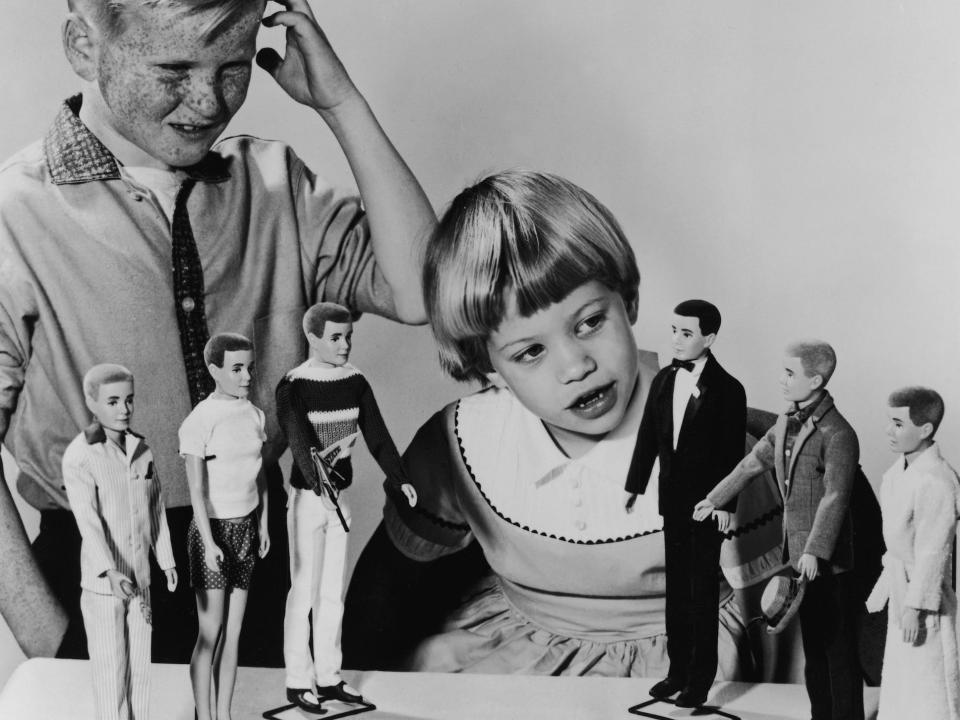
{"left": 276, "top": 302, "right": 416, "bottom": 711}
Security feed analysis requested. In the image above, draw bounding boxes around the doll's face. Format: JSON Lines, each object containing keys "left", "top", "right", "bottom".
{"left": 885, "top": 406, "right": 932, "bottom": 455}
{"left": 308, "top": 321, "right": 353, "bottom": 368}
{"left": 780, "top": 356, "right": 822, "bottom": 404}
{"left": 86, "top": 380, "right": 134, "bottom": 433}
{"left": 208, "top": 349, "right": 253, "bottom": 399}
{"left": 671, "top": 314, "right": 714, "bottom": 362}
{"left": 485, "top": 281, "right": 639, "bottom": 457}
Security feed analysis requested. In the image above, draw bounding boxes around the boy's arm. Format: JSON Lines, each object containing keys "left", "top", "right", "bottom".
{"left": 276, "top": 377, "right": 322, "bottom": 492}
{"left": 258, "top": 0, "right": 435, "bottom": 323}
{"left": 702, "top": 425, "right": 776, "bottom": 510}
{"left": 716, "top": 380, "right": 748, "bottom": 512}
{"left": 147, "top": 464, "right": 176, "bottom": 572}
{"left": 802, "top": 426, "right": 858, "bottom": 562}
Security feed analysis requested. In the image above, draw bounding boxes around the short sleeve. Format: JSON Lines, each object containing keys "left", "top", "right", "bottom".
{"left": 178, "top": 405, "right": 209, "bottom": 458}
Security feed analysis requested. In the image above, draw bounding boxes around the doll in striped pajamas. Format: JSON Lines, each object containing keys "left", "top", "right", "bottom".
{"left": 62, "top": 364, "right": 177, "bottom": 720}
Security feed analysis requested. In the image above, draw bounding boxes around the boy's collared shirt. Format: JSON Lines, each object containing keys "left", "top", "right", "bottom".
{"left": 62, "top": 423, "right": 175, "bottom": 595}
{"left": 671, "top": 354, "right": 707, "bottom": 449}
{"left": 0, "top": 95, "right": 400, "bottom": 512}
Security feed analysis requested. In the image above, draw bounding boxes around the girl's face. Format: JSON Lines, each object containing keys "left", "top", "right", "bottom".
{"left": 486, "top": 281, "right": 639, "bottom": 457}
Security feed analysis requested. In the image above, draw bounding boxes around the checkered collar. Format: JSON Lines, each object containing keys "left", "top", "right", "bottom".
{"left": 44, "top": 95, "right": 231, "bottom": 186}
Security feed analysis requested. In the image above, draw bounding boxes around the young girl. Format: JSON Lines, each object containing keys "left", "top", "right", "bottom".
{"left": 179, "top": 334, "right": 269, "bottom": 720}
{"left": 868, "top": 387, "right": 960, "bottom": 720}
{"left": 346, "top": 171, "right": 780, "bottom": 679}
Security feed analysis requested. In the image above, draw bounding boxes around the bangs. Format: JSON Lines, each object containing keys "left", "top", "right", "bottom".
{"left": 425, "top": 171, "right": 639, "bottom": 382}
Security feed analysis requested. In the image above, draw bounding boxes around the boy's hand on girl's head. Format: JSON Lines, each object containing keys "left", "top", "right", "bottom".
{"left": 259, "top": 529, "right": 271, "bottom": 558}
{"left": 204, "top": 544, "right": 225, "bottom": 572}
{"left": 106, "top": 570, "right": 136, "bottom": 600}
{"left": 400, "top": 483, "right": 418, "bottom": 508}
{"left": 797, "top": 553, "right": 820, "bottom": 582}
{"left": 692, "top": 499, "right": 715, "bottom": 521}
{"left": 257, "top": 0, "right": 358, "bottom": 112}
{"left": 165, "top": 569, "right": 178, "bottom": 592}
{"left": 712, "top": 510, "right": 731, "bottom": 532}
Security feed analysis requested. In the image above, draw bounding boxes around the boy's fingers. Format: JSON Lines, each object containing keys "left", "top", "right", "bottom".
{"left": 256, "top": 47, "right": 283, "bottom": 76}
{"left": 268, "top": 0, "right": 318, "bottom": 22}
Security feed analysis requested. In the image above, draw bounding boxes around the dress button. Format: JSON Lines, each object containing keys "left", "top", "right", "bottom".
{"left": 573, "top": 497, "right": 583, "bottom": 507}
{"left": 575, "top": 520, "right": 586, "bottom": 531}
{"left": 181, "top": 297, "right": 196, "bottom": 313}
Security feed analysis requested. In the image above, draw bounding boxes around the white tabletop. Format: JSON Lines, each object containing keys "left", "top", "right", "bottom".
{"left": 0, "top": 658, "right": 879, "bottom": 720}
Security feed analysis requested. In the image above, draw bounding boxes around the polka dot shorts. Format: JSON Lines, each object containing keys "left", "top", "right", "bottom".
{"left": 187, "top": 512, "right": 257, "bottom": 590}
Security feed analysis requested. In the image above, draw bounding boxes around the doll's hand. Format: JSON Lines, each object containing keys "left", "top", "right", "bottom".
{"left": 400, "top": 483, "right": 418, "bottom": 508}
{"left": 712, "top": 510, "right": 731, "bottom": 532}
{"left": 624, "top": 492, "right": 638, "bottom": 513}
{"left": 204, "top": 544, "right": 224, "bottom": 572}
{"left": 797, "top": 553, "right": 819, "bottom": 582}
{"left": 106, "top": 570, "right": 136, "bottom": 600}
{"left": 259, "top": 528, "right": 271, "bottom": 558}
{"left": 901, "top": 608, "right": 924, "bottom": 645}
{"left": 164, "top": 568, "right": 178, "bottom": 592}
{"left": 258, "top": 0, "right": 358, "bottom": 112}
{"left": 692, "top": 499, "right": 715, "bottom": 522}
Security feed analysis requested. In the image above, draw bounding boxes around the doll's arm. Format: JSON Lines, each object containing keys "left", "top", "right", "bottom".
{"left": 276, "top": 377, "right": 323, "bottom": 493}
{"left": 904, "top": 474, "right": 957, "bottom": 612}
{"left": 803, "top": 426, "right": 858, "bottom": 562}
{"left": 717, "top": 381, "right": 748, "bottom": 512}
{"left": 148, "top": 464, "right": 176, "bottom": 574}
{"left": 184, "top": 455, "right": 223, "bottom": 571}
{"left": 357, "top": 379, "right": 412, "bottom": 503}
{"left": 624, "top": 374, "right": 661, "bottom": 497}
{"left": 62, "top": 453, "right": 118, "bottom": 584}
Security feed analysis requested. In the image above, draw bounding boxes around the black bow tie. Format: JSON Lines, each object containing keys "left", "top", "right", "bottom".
{"left": 671, "top": 358, "right": 695, "bottom": 372}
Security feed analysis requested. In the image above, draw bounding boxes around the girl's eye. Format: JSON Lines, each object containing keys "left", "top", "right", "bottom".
{"left": 514, "top": 344, "right": 545, "bottom": 363}
{"left": 577, "top": 313, "right": 606, "bottom": 335}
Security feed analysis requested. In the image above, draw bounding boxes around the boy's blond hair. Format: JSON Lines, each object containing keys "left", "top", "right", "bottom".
{"left": 83, "top": 363, "right": 134, "bottom": 401}
{"left": 424, "top": 170, "right": 640, "bottom": 384}
{"left": 785, "top": 340, "right": 837, "bottom": 386}
{"left": 68, "top": 0, "right": 258, "bottom": 40}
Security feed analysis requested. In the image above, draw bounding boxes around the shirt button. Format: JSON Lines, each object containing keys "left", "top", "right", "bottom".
{"left": 573, "top": 497, "right": 583, "bottom": 507}
{"left": 181, "top": 297, "right": 196, "bottom": 313}
{"left": 572, "top": 479, "right": 581, "bottom": 490}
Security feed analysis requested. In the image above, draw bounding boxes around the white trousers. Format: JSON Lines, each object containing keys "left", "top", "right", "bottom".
{"left": 80, "top": 588, "right": 152, "bottom": 720}
{"left": 284, "top": 487, "right": 351, "bottom": 688}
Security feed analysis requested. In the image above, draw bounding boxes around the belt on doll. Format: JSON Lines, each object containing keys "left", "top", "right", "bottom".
{"left": 499, "top": 577, "right": 666, "bottom": 641}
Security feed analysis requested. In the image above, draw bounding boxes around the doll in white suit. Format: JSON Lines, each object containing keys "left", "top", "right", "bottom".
{"left": 867, "top": 387, "right": 960, "bottom": 720}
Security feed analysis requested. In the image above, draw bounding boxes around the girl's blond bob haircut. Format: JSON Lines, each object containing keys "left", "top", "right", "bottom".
{"left": 424, "top": 170, "right": 640, "bottom": 385}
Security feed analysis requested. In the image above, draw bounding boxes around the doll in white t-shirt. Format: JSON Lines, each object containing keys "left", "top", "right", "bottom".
{"left": 179, "top": 333, "right": 269, "bottom": 720}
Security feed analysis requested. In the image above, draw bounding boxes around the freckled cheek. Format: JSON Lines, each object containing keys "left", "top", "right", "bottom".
{"left": 221, "top": 72, "right": 251, "bottom": 116}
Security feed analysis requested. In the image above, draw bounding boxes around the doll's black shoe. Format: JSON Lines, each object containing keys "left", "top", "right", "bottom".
{"left": 316, "top": 681, "right": 363, "bottom": 704}
{"left": 286, "top": 687, "right": 326, "bottom": 713}
{"left": 674, "top": 687, "right": 709, "bottom": 708}
{"left": 648, "top": 677, "right": 684, "bottom": 699}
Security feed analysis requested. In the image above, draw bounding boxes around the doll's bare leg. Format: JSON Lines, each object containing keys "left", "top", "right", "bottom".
{"left": 213, "top": 587, "right": 248, "bottom": 720}
{"left": 192, "top": 588, "right": 226, "bottom": 720}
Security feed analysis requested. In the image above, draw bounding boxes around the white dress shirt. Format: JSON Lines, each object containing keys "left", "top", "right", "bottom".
{"left": 671, "top": 355, "right": 707, "bottom": 449}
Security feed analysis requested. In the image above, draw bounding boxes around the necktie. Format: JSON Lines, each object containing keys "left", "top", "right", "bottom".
{"left": 172, "top": 179, "right": 214, "bottom": 406}
{"left": 671, "top": 358, "right": 695, "bottom": 372}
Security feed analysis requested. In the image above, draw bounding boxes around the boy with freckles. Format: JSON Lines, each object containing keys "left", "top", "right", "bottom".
{"left": 0, "top": 0, "right": 435, "bottom": 664}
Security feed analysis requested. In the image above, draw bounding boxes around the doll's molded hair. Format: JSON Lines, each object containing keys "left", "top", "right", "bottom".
{"left": 204, "top": 332, "right": 253, "bottom": 368}
{"left": 785, "top": 340, "right": 837, "bottom": 386}
{"left": 67, "top": 0, "right": 257, "bottom": 40}
{"left": 674, "top": 299, "right": 721, "bottom": 336}
{"left": 424, "top": 170, "right": 640, "bottom": 384}
{"left": 83, "top": 363, "right": 134, "bottom": 400}
{"left": 888, "top": 386, "right": 945, "bottom": 436}
{"left": 302, "top": 302, "right": 353, "bottom": 339}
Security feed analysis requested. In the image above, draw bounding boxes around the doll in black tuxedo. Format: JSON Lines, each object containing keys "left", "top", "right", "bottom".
{"left": 624, "top": 300, "right": 746, "bottom": 708}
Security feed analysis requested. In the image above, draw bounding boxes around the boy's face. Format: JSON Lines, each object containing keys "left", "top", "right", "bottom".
{"left": 671, "top": 314, "right": 714, "bottom": 362}
{"left": 486, "top": 281, "right": 639, "bottom": 451}
{"left": 308, "top": 321, "right": 353, "bottom": 368}
{"left": 86, "top": 380, "right": 134, "bottom": 433}
{"left": 885, "top": 406, "right": 932, "bottom": 455}
{"left": 780, "top": 356, "right": 822, "bottom": 404}
{"left": 82, "top": 3, "right": 263, "bottom": 168}
{"left": 208, "top": 349, "right": 253, "bottom": 399}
